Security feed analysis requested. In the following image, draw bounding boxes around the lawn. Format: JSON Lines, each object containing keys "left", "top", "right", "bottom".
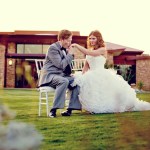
{"left": 0, "top": 89, "right": 150, "bottom": 150}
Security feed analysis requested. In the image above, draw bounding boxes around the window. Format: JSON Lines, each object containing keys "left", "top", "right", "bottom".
{"left": 17, "top": 44, "right": 24, "bottom": 53}
{"left": 43, "top": 45, "right": 50, "bottom": 54}
{"left": 17, "top": 44, "right": 50, "bottom": 54}
{"left": 25, "top": 44, "right": 42, "bottom": 54}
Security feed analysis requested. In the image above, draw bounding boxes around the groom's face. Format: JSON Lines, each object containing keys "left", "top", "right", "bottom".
{"left": 61, "top": 36, "right": 72, "bottom": 49}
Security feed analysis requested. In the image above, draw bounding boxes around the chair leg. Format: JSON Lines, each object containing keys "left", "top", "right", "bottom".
{"left": 39, "top": 92, "right": 42, "bottom": 116}
{"left": 38, "top": 90, "right": 51, "bottom": 117}
{"left": 46, "top": 92, "right": 49, "bottom": 116}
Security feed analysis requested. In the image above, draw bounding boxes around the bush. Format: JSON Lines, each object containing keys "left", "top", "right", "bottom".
{"left": 137, "top": 81, "right": 144, "bottom": 90}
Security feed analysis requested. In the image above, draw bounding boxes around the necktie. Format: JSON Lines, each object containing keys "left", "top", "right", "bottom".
{"left": 61, "top": 47, "right": 67, "bottom": 56}
{"left": 61, "top": 47, "right": 66, "bottom": 51}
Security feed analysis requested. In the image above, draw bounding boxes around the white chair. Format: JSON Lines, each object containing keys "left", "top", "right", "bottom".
{"left": 35, "top": 59, "right": 55, "bottom": 116}
{"left": 71, "top": 59, "right": 86, "bottom": 73}
{"left": 35, "top": 59, "right": 86, "bottom": 116}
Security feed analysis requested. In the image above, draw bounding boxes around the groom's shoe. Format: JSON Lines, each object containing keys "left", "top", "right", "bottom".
{"left": 49, "top": 109, "right": 56, "bottom": 118}
{"left": 49, "top": 112, "right": 56, "bottom": 118}
{"left": 61, "top": 109, "right": 72, "bottom": 116}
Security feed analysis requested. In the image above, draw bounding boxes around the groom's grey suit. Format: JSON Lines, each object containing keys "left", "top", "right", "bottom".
{"left": 38, "top": 42, "right": 81, "bottom": 110}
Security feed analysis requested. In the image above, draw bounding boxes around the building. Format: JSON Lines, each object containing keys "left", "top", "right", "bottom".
{"left": 0, "top": 30, "right": 150, "bottom": 90}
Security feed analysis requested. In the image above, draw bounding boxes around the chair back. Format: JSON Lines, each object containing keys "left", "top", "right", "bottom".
{"left": 35, "top": 59, "right": 86, "bottom": 77}
{"left": 72, "top": 59, "right": 86, "bottom": 72}
{"left": 35, "top": 59, "right": 45, "bottom": 78}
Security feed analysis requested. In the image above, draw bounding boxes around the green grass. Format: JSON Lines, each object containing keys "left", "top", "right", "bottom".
{"left": 0, "top": 89, "right": 150, "bottom": 150}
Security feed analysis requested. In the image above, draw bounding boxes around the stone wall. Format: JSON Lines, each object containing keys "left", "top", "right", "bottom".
{"left": 0, "top": 44, "right": 5, "bottom": 88}
{"left": 6, "top": 43, "right": 16, "bottom": 88}
{"left": 136, "top": 55, "right": 150, "bottom": 91}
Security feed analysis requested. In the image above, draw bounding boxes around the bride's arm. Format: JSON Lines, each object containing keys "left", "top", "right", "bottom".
{"left": 82, "top": 60, "right": 89, "bottom": 74}
{"left": 71, "top": 43, "right": 107, "bottom": 57}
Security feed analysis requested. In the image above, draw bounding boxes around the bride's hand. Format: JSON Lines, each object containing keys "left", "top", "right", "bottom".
{"left": 68, "top": 45, "right": 76, "bottom": 55}
{"left": 71, "top": 43, "right": 78, "bottom": 48}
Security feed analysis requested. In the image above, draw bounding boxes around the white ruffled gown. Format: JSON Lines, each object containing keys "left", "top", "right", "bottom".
{"left": 73, "top": 55, "right": 150, "bottom": 113}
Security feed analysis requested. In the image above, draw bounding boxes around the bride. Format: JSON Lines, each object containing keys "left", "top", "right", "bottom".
{"left": 71, "top": 30, "right": 150, "bottom": 113}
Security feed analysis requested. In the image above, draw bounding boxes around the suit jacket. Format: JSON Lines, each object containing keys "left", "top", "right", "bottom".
{"left": 38, "top": 42, "right": 74, "bottom": 87}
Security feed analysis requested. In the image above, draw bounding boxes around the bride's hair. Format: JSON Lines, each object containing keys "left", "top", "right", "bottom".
{"left": 87, "top": 30, "right": 105, "bottom": 50}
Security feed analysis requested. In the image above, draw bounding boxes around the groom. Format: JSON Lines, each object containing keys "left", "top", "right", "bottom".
{"left": 38, "top": 29, "right": 82, "bottom": 118}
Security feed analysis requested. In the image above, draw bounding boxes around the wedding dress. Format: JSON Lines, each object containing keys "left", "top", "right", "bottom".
{"left": 73, "top": 55, "right": 150, "bottom": 113}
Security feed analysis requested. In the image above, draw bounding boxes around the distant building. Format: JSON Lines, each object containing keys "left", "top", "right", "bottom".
{"left": 0, "top": 30, "right": 150, "bottom": 90}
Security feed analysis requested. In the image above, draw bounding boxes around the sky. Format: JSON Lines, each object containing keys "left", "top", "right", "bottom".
{"left": 0, "top": 0, "right": 150, "bottom": 54}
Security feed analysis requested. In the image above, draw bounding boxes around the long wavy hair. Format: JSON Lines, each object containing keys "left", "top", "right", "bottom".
{"left": 87, "top": 30, "right": 105, "bottom": 50}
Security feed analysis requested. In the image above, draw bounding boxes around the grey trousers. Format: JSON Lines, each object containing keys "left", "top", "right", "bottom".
{"left": 49, "top": 75, "right": 82, "bottom": 110}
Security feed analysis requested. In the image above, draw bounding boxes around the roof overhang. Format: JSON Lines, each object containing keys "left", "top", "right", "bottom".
{"left": 107, "top": 48, "right": 125, "bottom": 56}
{"left": 0, "top": 30, "right": 80, "bottom": 36}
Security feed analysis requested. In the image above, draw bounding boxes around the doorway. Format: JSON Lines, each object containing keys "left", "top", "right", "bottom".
{"left": 15, "top": 59, "right": 38, "bottom": 88}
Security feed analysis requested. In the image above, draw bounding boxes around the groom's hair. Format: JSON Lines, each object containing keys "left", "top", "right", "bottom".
{"left": 57, "top": 30, "right": 72, "bottom": 40}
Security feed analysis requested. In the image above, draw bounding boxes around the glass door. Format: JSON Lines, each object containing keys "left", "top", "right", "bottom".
{"left": 15, "top": 59, "right": 38, "bottom": 88}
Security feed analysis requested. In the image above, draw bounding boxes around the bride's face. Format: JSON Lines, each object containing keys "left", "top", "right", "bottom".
{"left": 89, "top": 35, "right": 97, "bottom": 46}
